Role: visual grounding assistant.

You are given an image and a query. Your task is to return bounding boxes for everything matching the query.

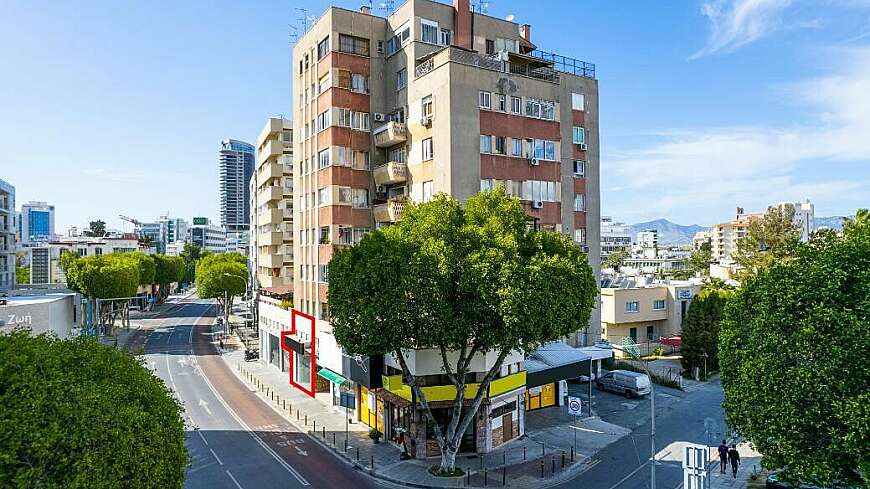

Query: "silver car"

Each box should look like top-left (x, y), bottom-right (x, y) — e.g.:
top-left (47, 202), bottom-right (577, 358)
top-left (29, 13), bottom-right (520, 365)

top-left (596, 370), bottom-right (651, 398)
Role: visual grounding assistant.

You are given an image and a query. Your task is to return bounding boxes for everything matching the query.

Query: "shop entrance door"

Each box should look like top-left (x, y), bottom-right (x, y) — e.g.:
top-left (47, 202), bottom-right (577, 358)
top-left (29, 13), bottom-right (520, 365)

top-left (503, 412), bottom-right (514, 441)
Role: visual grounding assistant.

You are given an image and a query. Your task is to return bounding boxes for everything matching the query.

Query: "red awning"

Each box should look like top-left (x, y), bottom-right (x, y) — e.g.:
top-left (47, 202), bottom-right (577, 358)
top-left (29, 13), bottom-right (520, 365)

top-left (659, 336), bottom-right (682, 348)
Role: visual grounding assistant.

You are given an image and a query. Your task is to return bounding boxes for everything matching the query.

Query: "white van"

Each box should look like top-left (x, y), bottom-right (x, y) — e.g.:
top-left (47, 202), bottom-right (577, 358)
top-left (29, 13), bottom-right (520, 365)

top-left (595, 370), bottom-right (651, 398)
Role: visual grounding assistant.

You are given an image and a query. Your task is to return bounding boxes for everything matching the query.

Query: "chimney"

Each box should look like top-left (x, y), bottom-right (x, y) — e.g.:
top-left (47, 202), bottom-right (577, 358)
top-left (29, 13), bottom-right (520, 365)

top-left (520, 24), bottom-right (531, 43)
top-left (359, 5), bottom-right (371, 14)
top-left (454, 0), bottom-right (471, 49)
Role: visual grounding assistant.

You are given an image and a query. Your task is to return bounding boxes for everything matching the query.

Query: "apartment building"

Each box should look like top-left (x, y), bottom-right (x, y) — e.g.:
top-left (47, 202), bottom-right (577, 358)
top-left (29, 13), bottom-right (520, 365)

top-left (692, 230), bottom-right (712, 251)
top-left (600, 281), bottom-right (701, 357)
top-left (251, 118), bottom-right (294, 291)
top-left (710, 207), bottom-right (762, 263)
top-left (18, 201), bottom-right (55, 245)
top-left (284, 0), bottom-right (600, 457)
top-left (779, 200), bottom-right (814, 242)
top-left (600, 216), bottom-right (632, 258)
top-left (140, 216), bottom-right (188, 254)
top-left (219, 139), bottom-right (255, 233)
top-left (28, 237), bottom-right (140, 285)
top-left (0, 179), bottom-right (15, 291)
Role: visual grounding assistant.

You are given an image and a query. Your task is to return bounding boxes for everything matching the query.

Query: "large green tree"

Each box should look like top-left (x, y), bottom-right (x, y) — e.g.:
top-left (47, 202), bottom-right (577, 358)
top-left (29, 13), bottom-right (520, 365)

top-left (15, 265), bottom-right (30, 285)
top-left (0, 330), bottom-right (187, 488)
top-left (733, 205), bottom-right (800, 277)
top-left (679, 280), bottom-right (732, 378)
top-left (328, 189), bottom-right (597, 472)
top-left (60, 253), bottom-right (140, 334)
top-left (180, 243), bottom-right (210, 285)
top-left (153, 255), bottom-right (184, 299)
top-left (603, 248), bottom-right (630, 272)
top-left (196, 252), bottom-right (248, 326)
top-left (688, 241), bottom-right (712, 277)
top-left (83, 220), bottom-right (107, 238)
top-left (720, 209), bottom-right (870, 486)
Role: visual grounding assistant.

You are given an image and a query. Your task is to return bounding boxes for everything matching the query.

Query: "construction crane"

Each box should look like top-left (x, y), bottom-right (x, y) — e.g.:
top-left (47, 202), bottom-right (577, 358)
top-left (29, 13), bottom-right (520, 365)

top-left (118, 215), bottom-right (142, 235)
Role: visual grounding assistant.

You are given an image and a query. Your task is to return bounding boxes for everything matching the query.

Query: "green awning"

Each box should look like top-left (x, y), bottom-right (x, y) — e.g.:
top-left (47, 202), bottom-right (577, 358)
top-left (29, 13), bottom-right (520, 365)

top-left (317, 367), bottom-right (347, 385)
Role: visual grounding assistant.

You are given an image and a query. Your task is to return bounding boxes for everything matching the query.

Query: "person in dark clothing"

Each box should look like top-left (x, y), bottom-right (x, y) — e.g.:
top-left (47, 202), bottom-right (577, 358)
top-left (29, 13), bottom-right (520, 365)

top-left (728, 444), bottom-right (740, 478)
top-left (718, 440), bottom-right (729, 474)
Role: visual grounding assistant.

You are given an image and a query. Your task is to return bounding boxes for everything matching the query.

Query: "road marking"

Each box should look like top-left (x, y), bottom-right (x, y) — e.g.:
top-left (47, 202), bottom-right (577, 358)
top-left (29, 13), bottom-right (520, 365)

top-left (570, 426), bottom-right (605, 434)
top-left (197, 430), bottom-right (209, 446)
top-left (605, 460), bottom-right (650, 489)
top-left (198, 399), bottom-right (212, 416)
top-left (294, 446), bottom-right (308, 457)
top-left (165, 352), bottom-right (179, 398)
top-left (225, 469), bottom-right (244, 489)
top-left (209, 448), bottom-right (224, 465)
top-left (194, 334), bottom-right (310, 486)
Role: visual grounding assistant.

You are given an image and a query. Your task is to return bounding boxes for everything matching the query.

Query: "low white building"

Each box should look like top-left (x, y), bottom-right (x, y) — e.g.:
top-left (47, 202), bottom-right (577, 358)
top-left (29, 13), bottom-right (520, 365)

top-left (27, 237), bottom-right (141, 285)
top-left (0, 292), bottom-right (80, 339)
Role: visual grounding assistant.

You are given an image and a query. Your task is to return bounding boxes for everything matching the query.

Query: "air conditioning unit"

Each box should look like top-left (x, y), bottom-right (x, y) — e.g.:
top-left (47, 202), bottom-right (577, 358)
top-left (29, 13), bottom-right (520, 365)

top-left (420, 116), bottom-right (432, 127)
top-left (373, 113), bottom-right (385, 122)
top-left (376, 40), bottom-right (385, 54)
top-left (376, 185), bottom-right (386, 193)
top-left (532, 200), bottom-right (544, 209)
top-left (578, 143), bottom-right (587, 151)
top-left (529, 158), bottom-right (540, 166)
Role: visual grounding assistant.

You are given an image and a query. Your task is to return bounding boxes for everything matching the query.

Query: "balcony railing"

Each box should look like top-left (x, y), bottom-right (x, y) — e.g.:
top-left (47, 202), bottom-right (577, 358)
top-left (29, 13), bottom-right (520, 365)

top-left (373, 161), bottom-right (408, 186)
top-left (528, 49), bottom-right (596, 79)
top-left (372, 121), bottom-right (407, 148)
top-left (373, 200), bottom-right (405, 223)
top-left (415, 46), bottom-right (595, 82)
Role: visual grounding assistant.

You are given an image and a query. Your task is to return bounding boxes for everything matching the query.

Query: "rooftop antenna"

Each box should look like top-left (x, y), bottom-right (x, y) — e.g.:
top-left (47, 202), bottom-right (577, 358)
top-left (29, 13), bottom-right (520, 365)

top-left (288, 24), bottom-right (298, 44)
top-left (472, 1), bottom-right (492, 15)
top-left (295, 7), bottom-right (309, 32)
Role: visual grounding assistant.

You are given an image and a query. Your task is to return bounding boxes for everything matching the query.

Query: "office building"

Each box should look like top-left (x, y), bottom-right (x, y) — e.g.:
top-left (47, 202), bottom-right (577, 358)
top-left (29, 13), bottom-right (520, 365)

top-left (188, 218), bottom-right (228, 253)
top-left (219, 139), bottom-right (256, 232)
top-left (276, 0), bottom-right (600, 457)
top-left (600, 216), bottom-right (632, 258)
top-left (140, 216), bottom-right (188, 254)
top-left (19, 201), bottom-right (55, 244)
top-left (0, 179), bottom-right (15, 290)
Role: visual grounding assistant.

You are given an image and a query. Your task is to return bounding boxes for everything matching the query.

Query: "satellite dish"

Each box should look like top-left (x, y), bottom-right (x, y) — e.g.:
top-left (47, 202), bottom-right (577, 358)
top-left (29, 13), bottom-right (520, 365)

top-left (505, 14), bottom-right (515, 22)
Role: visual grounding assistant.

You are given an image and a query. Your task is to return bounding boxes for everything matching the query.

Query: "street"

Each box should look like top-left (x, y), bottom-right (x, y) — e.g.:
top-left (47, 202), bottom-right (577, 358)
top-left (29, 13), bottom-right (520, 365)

top-left (143, 298), bottom-right (382, 489)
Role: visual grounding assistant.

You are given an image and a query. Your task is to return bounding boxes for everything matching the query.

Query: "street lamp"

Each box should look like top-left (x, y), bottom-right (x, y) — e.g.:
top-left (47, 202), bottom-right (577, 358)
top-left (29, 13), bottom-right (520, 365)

top-left (221, 273), bottom-right (248, 338)
top-left (608, 343), bottom-right (657, 489)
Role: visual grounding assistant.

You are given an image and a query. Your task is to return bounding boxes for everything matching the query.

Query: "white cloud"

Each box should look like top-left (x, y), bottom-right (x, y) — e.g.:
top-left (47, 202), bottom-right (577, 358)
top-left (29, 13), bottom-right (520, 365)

top-left (690, 0), bottom-right (795, 59)
top-left (606, 45), bottom-right (870, 223)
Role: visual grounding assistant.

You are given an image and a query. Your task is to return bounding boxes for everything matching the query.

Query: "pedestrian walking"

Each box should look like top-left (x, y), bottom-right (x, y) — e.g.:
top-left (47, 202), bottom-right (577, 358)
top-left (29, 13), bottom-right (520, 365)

top-left (717, 440), bottom-right (729, 474)
top-left (728, 443), bottom-right (740, 478)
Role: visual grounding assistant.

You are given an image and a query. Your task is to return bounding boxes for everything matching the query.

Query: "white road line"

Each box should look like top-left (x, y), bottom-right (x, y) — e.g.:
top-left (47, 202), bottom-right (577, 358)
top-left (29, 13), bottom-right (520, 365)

top-left (225, 469), bottom-right (244, 489)
top-left (209, 448), bottom-right (223, 466)
top-left (196, 352), bottom-right (310, 486)
top-left (165, 352), bottom-right (179, 397)
top-left (197, 430), bottom-right (209, 446)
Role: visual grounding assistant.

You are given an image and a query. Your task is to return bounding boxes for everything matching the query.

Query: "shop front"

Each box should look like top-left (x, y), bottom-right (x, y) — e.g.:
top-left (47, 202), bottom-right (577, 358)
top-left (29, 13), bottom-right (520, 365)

top-left (524, 342), bottom-right (592, 411)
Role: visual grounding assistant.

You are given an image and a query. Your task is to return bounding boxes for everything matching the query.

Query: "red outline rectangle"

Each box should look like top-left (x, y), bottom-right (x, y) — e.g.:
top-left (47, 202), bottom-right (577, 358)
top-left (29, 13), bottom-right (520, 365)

top-left (280, 309), bottom-right (317, 398)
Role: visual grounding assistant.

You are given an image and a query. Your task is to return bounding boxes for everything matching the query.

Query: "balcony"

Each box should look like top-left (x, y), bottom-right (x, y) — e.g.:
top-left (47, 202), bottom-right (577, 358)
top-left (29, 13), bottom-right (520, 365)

top-left (259, 231), bottom-right (286, 246)
top-left (259, 185), bottom-right (283, 203)
top-left (373, 122), bottom-right (407, 148)
top-left (258, 138), bottom-right (286, 164)
top-left (373, 161), bottom-right (407, 186)
top-left (415, 46), bottom-right (595, 83)
top-left (373, 200), bottom-right (405, 223)
top-left (258, 207), bottom-right (284, 224)
top-left (258, 253), bottom-right (283, 268)
top-left (257, 161), bottom-right (284, 186)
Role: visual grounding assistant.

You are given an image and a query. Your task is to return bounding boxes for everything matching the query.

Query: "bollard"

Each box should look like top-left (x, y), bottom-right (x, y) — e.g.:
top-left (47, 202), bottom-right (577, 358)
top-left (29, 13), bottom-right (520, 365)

top-left (542, 444), bottom-right (545, 458)
top-left (502, 467), bottom-right (506, 485)
top-left (313, 420), bottom-right (316, 432)
top-left (356, 447), bottom-right (360, 461)
top-left (344, 439), bottom-right (348, 452)
top-left (503, 451), bottom-right (506, 465)
top-left (283, 399), bottom-right (286, 410)
top-left (551, 456), bottom-right (555, 475)
top-left (484, 467), bottom-right (487, 486)
top-left (304, 414), bottom-right (307, 425)
top-left (523, 446), bottom-right (527, 461)
top-left (322, 426), bottom-right (326, 438)
top-left (333, 432), bottom-right (336, 445)
top-left (561, 451), bottom-right (565, 468)
top-left (571, 446), bottom-right (574, 462)
top-left (467, 468), bottom-right (471, 486)
top-left (371, 455), bottom-right (374, 470)
top-left (540, 460), bottom-right (544, 478)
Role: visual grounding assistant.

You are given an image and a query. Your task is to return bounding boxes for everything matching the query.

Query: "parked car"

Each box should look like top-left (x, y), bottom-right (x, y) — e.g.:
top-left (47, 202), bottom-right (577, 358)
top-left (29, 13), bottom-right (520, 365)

top-left (595, 370), bottom-right (651, 398)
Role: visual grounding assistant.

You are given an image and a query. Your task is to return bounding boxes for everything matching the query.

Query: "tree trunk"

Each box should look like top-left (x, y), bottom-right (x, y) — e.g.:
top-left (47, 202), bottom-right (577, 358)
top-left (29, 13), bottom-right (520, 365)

top-left (439, 446), bottom-right (459, 472)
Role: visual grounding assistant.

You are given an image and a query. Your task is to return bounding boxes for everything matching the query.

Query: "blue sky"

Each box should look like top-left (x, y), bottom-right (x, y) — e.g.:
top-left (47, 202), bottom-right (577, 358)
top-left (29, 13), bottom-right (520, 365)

top-left (2, 0), bottom-right (868, 231)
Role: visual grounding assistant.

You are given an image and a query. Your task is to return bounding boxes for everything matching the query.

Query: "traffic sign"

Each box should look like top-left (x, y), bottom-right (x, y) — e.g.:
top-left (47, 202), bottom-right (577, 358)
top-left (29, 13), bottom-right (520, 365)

top-left (567, 396), bottom-right (582, 416)
top-left (683, 443), bottom-right (710, 489)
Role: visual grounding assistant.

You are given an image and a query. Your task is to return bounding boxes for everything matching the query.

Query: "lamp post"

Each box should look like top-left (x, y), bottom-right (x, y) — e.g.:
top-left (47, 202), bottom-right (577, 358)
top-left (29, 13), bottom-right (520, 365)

top-left (609, 344), bottom-right (656, 489)
top-left (221, 273), bottom-right (248, 338)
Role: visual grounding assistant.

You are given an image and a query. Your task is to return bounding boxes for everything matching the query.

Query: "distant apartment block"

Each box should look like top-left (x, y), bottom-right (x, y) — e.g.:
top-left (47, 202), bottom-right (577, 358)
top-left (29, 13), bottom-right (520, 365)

top-left (251, 118), bottom-right (294, 292)
top-left (219, 139), bottom-right (255, 232)
top-left (692, 230), bottom-right (712, 251)
top-left (19, 201), bottom-right (55, 244)
top-left (711, 200), bottom-right (814, 264)
top-left (140, 216), bottom-right (188, 254)
top-left (600, 216), bottom-right (631, 258)
top-left (0, 179), bottom-right (16, 290)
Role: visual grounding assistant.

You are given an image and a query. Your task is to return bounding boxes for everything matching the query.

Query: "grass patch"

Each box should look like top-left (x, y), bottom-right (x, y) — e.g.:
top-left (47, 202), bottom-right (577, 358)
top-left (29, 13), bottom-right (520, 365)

top-left (429, 466), bottom-right (465, 477)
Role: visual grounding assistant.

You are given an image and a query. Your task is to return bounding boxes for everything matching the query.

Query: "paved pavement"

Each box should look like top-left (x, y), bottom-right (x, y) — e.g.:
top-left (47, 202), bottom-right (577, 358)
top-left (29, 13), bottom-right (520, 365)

top-left (142, 298), bottom-right (384, 489)
top-left (709, 443), bottom-right (763, 489)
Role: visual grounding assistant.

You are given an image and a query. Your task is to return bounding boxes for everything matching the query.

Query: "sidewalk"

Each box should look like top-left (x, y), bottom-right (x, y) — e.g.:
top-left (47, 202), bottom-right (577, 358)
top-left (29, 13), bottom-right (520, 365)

top-left (709, 443), bottom-right (763, 489)
top-left (218, 332), bottom-right (624, 488)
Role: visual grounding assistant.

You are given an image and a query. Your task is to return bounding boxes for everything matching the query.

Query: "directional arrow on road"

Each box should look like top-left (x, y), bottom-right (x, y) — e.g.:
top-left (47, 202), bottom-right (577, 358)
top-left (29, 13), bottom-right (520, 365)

top-left (198, 399), bottom-right (212, 416)
top-left (294, 446), bottom-right (308, 457)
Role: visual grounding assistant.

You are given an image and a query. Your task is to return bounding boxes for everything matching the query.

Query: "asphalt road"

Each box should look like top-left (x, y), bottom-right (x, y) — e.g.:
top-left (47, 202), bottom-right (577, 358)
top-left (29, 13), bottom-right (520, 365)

top-left (558, 379), bottom-right (727, 489)
top-left (144, 298), bottom-right (382, 489)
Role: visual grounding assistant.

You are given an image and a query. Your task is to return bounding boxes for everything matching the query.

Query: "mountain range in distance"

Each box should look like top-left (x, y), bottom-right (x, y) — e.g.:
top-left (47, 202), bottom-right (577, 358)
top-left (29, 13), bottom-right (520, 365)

top-left (626, 216), bottom-right (848, 246)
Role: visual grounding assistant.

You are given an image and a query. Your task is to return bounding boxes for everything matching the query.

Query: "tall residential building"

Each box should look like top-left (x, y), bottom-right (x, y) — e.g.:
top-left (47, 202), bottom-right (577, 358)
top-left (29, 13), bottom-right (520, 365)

top-left (140, 216), bottom-right (188, 254)
top-left (779, 200), bottom-right (814, 242)
top-left (710, 208), bottom-right (761, 263)
top-left (219, 139), bottom-right (255, 232)
top-left (19, 201), bottom-right (55, 244)
top-left (600, 216), bottom-right (632, 258)
top-left (272, 0), bottom-right (600, 458)
top-left (251, 118), bottom-right (294, 291)
top-left (188, 218), bottom-right (228, 254)
top-left (692, 230), bottom-right (712, 251)
top-left (0, 179), bottom-right (15, 290)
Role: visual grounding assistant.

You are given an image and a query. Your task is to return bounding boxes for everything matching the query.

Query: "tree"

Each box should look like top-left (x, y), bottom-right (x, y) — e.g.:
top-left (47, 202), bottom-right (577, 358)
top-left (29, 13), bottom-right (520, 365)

top-left (0, 330), bottom-right (187, 488)
top-left (123, 252), bottom-right (156, 287)
top-left (719, 211), bottom-right (870, 486)
top-left (180, 243), bottom-right (209, 285)
top-left (732, 205), bottom-right (800, 277)
top-left (138, 234), bottom-right (154, 249)
top-left (61, 253), bottom-right (141, 334)
top-left (688, 241), bottom-right (712, 277)
top-left (195, 252), bottom-right (247, 326)
top-left (15, 266), bottom-right (30, 285)
top-left (328, 189), bottom-right (597, 473)
top-left (153, 255), bottom-right (184, 299)
top-left (83, 220), bottom-right (107, 238)
top-left (679, 280), bottom-right (732, 378)
top-left (844, 208), bottom-right (870, 234)
top-left (603, 248), bottom-right (629, 272)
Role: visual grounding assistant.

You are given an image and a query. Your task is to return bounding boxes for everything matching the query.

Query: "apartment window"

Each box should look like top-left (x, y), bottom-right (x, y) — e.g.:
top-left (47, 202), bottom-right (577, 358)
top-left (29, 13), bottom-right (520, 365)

top-left (316, 110), bottom-right (330, 131)
top-left (422, 138), bottom-right (434, 160)
top-left (479, 135), bottom-right (492, 153)
top-left (351, 111), bottom-right (370, 131)
top-left (497, 94), bottom-right (506, 112)
top-left (480, 179), bottom-right (494, 192)
top-left (479, 91), bottom-right (491, 109)
top-left (422, 180), bottom-right (434, 202)
top-left (352, 73), bottom-right (368, 93)
top-left (320, 303), bottom-right (330, 321)
top-left (573, 126), bottom-right (586, 145)
top-left (541, 100), bottom-right (555, 120)
top-left (318, 149), bottom-right (330, 169)
top-left (440, 28), bottom-right (451, 46)
top-left (338, 34), bottom-right (370, 56)
top-left (422, 95), bottom-right (433, 118)
top-left (352, 150), bottom-right (370, 170)
top-left (521, 180), bottom-right (559, 202)
top-left (318, 187), bottom-right (331, 206)
top-left (625, 301), bottom-right (640, 313)
top-left (485, 39), bottom-right (495, 55)
top-left (511, 138), bottom-right (522, 157)
top-left (629, 327), bottom-right (638, 342)
top-left (574, 194), bottom-right (585, 211)
top-left (511, 96), bottom-right (521, 114)
top-left (397, 68), bottom-right (407, 90)
top-left (387, 146), bottom-right (407, 163)
top-left (318, 264), bottom-right (329, 283)
top-left (337, 69), bottom-right (352, 89)
top-left (386, 23), bottom-right (410, 55)
top-left (421, 19), bottom-right (439, 44)
top-left (319, 226), bottom-right (330, 245)
top-left (352, 188), bottom-right (369, 208)
top-left (495, 37), bottom-right (519, 53)
top-left (526, 98), bottom-right (555, 120)
top-left (572, 92), bottom-right (585, 111)
top-left (573, 160), bottom-right (586, 177)
top-left (494, 136), bottom-right (506, 155)
top-left (318, 73), bottom-right (331, 93)
top-left (317, 36), bottom-right (330, 60)
top-left (526, 98), bottom-right (540, 118)
top-left (573, 228), bottom-right (586, 245)
top-left (653, 300), bottom-right (666, 311)
top-left (391, 107), bottom-right (405, 123)
top-left (533, 139), bottom-right (556, 160)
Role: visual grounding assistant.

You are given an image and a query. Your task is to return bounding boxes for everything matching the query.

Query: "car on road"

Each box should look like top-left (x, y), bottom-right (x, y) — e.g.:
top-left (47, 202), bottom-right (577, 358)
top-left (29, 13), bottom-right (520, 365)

top-left (595, 370), bottom-right (651, 398)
